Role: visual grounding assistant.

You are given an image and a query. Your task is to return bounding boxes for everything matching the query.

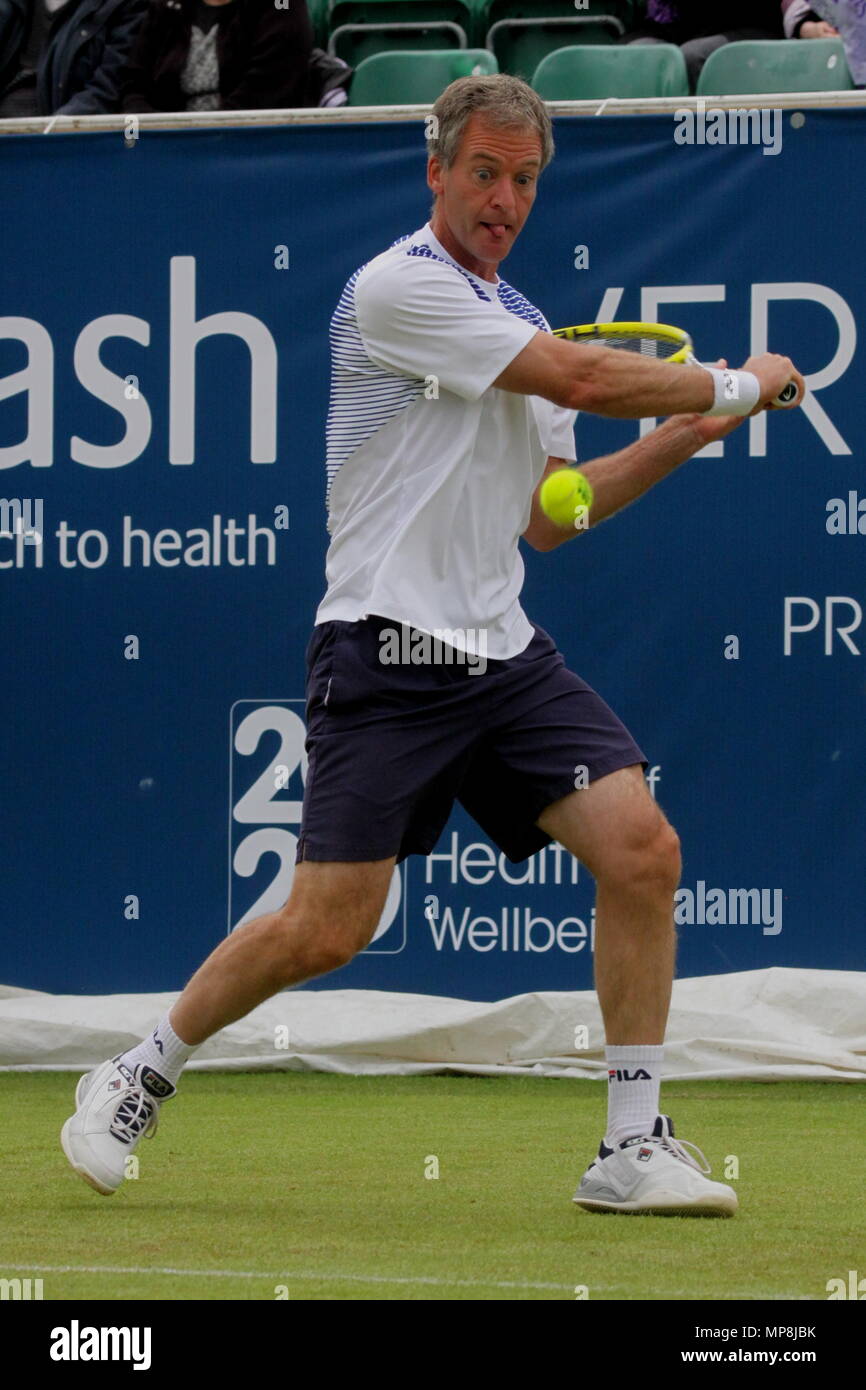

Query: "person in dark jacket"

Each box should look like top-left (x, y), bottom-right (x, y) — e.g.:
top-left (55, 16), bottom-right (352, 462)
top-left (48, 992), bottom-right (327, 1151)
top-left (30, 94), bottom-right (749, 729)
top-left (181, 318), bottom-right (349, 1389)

top-left (623, 2), bottom-right (784, 90)
top-left (0, 0), bottom-right (147, 114)
top-left (119, 0), bottom-right (313, 112)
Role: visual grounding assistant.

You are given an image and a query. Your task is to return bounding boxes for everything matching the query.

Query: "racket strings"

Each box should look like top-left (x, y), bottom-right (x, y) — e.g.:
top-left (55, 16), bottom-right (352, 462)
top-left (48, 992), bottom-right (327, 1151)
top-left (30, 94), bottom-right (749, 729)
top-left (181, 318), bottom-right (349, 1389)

top-left (557, 328), bottom-right (687, 361)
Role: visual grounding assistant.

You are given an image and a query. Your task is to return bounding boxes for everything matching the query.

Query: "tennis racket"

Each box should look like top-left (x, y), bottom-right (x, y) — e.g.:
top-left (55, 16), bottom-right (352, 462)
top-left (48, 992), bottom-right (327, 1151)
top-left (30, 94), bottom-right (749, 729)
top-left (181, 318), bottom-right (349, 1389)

top-left (552, 321), bottom-right (799, 408)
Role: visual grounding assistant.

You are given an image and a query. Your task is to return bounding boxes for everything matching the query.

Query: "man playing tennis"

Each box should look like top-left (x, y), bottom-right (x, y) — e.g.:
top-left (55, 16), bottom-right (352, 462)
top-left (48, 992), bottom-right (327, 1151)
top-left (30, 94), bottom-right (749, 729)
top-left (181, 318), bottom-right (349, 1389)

top-left (62, 75), bottom-right (803, 1215)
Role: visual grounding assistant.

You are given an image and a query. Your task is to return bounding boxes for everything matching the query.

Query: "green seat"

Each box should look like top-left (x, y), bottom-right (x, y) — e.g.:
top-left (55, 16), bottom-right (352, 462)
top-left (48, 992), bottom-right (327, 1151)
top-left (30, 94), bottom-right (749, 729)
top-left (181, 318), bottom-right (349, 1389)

top-left (328, 0), bottom-right (473, 64)
top-left (349, 48), bottom-right (498, 104)
top-left (696, 38), bottom-right (853, 96)
top-left (307, 0), bottom-right (331, 47)
top-left (479, 0), bottom-right (634, 37)
top-left (330, 21), bottom-right (468, 65)
top-left (531, 42), bottom-right (688, 100)
top-left (481, 1), bottom-right (633, 78)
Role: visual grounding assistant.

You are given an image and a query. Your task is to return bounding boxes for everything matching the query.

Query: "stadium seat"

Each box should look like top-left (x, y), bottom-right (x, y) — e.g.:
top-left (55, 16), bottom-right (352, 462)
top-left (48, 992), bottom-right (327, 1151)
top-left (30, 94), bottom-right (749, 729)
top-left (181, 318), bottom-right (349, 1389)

top-left (307, 0), bottom-right (331, 47)
top-left (328, 0), bottom-right (473, 65)
top-left (696, 38), bottom-right (854, 96)
top-left (349, 48), bottom-right (498, 104)
top-left (531, 42), bottom-right (688, 100)
top-left (482, 1), bottom-right (632, 80)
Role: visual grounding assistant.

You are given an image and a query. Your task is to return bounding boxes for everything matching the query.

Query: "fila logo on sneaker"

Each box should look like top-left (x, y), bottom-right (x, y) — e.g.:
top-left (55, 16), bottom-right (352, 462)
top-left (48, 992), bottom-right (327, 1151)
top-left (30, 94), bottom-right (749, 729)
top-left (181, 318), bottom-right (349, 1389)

top-left (637, 1146), bottom-right (654, 1162)
top-left (139, 1067), bottom-right (172, 1098)
top-left (607, 1068), bottom-right (651, 1082)
top-left (108, 1079), bottom-right (122, 1092)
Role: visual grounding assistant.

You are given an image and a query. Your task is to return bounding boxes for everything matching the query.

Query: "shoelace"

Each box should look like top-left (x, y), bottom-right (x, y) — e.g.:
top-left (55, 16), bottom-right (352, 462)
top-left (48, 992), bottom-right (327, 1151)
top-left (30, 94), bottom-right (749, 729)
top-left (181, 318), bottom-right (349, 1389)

top-left (109, 1088), bottom-right (159, 1145)
top-left (653, 1132), bottom-right (712, 1176)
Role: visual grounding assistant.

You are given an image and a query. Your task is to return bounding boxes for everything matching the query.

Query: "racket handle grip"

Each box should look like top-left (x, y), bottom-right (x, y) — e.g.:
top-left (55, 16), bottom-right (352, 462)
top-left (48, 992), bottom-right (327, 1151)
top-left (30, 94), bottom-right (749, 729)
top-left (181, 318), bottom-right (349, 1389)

top-left (772, 380), bottom-right (799, 407)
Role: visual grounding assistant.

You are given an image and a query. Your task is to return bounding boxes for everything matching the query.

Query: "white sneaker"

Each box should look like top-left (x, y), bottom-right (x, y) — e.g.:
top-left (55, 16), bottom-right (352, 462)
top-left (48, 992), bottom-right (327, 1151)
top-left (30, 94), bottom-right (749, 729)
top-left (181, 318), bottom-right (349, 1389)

top-left (573, 1114), bottom-right (738, 1216)
top-left (60, 1057), bottom-right (175, 1195)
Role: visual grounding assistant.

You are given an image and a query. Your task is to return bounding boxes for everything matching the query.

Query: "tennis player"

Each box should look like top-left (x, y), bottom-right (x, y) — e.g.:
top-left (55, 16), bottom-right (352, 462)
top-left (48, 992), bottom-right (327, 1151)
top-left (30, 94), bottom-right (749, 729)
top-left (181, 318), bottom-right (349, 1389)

top-left (62, 75), bottom-right (803, 1215)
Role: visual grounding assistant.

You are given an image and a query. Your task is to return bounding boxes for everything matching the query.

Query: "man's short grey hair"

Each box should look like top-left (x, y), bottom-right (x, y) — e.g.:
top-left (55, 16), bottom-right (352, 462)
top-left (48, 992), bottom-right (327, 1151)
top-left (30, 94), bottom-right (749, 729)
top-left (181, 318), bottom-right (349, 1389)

top-left (426, 74), bottom-right (554, 173)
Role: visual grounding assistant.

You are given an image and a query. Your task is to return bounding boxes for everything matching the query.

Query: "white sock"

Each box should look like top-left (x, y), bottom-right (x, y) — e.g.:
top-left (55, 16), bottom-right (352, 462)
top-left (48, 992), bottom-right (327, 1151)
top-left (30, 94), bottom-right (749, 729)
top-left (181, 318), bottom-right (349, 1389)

top-left (604, 1045), bottom-right (664, 1147)
top-left (119, 1011), bottom-right (196, 1089)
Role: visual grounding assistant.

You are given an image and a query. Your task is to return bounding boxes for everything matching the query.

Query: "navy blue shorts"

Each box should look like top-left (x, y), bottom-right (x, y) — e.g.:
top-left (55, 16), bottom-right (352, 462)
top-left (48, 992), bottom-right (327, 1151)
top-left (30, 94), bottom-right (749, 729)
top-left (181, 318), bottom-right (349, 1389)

top-left (296, 616), bottom-right (647, 865)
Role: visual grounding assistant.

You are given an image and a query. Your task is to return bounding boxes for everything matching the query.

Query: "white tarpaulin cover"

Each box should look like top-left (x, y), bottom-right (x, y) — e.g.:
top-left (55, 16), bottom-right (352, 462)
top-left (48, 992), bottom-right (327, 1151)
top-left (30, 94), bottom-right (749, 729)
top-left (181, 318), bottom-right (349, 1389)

top-left (0, 967), bottom-right (864, 1080)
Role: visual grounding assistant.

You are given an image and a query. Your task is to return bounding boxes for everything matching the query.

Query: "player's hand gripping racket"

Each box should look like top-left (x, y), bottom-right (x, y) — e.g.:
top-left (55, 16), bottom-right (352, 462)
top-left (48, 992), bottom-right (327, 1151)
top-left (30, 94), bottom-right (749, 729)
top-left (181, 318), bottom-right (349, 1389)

top-left (552, 321), bottom-right (799, 407)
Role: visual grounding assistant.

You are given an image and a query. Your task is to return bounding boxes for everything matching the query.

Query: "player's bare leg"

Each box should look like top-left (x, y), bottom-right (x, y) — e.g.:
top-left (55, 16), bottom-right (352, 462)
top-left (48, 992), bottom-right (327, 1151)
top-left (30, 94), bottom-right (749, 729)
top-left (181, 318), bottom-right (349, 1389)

top-left (536, 764), bottom-right (678, 1046)
top-left (537, 765), bottom-right (737, 1214)
top-left (172, 858), bottom-right (397, 1044)
top-left (61, 857), bottom-right (395, 1193)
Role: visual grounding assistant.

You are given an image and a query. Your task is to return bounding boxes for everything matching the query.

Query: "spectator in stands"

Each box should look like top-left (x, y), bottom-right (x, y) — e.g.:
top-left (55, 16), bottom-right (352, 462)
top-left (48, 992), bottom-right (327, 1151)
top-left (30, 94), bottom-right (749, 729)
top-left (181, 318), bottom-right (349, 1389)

top-left (782, 2), bottom-right (838, 40)
top-left (308, 45), bottom-right (351, 108)
top-left (119, 0), bottom-right (313, 113)
top-left (622, 2), bottom-right (784, 91)
top-left (784, 1), bottom-right (866, 86)
top-left (0, 0), bottom-right (147, 115)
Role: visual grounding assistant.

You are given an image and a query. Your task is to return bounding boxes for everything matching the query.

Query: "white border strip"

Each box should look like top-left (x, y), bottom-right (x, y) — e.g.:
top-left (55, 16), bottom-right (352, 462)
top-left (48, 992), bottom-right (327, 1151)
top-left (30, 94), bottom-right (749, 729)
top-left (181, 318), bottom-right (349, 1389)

top-left (0, 1263), bottom-right (818, 1297)
top-left (1, 91), bottom-right (865, 135)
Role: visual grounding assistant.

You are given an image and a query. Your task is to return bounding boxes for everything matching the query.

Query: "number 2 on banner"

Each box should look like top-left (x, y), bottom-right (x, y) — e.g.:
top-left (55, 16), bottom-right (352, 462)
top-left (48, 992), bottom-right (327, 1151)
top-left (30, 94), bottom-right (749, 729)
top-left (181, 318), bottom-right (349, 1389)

top-left (234, 704), bottom-right (308, 824)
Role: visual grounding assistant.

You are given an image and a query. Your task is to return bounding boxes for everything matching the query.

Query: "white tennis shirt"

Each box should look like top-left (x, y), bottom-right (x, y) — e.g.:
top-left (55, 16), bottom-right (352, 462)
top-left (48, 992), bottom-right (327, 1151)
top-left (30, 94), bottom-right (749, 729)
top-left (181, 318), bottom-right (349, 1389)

top-left (315, 222), bottom-right (578, 659)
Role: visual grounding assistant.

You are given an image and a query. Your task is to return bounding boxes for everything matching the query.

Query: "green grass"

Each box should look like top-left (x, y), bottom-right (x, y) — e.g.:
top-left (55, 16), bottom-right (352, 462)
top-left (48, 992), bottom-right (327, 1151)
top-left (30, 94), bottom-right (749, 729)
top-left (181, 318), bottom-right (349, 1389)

top-left (1, 1074), bottom-right (863, 1301)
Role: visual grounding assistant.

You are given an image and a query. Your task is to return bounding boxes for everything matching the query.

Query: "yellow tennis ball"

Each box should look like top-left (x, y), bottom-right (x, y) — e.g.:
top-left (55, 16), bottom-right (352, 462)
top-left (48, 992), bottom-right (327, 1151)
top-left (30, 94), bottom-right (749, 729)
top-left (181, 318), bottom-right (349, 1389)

top-left (539, 469), bottom-right (594, 527)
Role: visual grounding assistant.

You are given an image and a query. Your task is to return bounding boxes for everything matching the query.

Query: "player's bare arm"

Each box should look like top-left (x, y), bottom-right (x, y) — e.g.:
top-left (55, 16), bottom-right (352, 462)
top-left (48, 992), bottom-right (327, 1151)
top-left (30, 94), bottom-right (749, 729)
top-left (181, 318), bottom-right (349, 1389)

top-left (523, 402), bottom-right (748, 553)
top-left (495, 328), bottom-right (803, 419)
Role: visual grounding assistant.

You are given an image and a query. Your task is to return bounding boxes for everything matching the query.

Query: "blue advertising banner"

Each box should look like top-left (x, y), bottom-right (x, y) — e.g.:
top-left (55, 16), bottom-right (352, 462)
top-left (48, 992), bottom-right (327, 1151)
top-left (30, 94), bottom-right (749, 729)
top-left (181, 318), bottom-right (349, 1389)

top-left (1, 110), bottom-right (863, 998)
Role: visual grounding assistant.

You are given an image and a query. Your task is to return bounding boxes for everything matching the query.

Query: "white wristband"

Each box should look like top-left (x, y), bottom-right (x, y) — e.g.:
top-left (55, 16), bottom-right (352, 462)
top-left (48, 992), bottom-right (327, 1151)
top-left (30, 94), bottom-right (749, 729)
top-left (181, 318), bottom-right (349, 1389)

top-left (702, 367), bottom-right (761, 417)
